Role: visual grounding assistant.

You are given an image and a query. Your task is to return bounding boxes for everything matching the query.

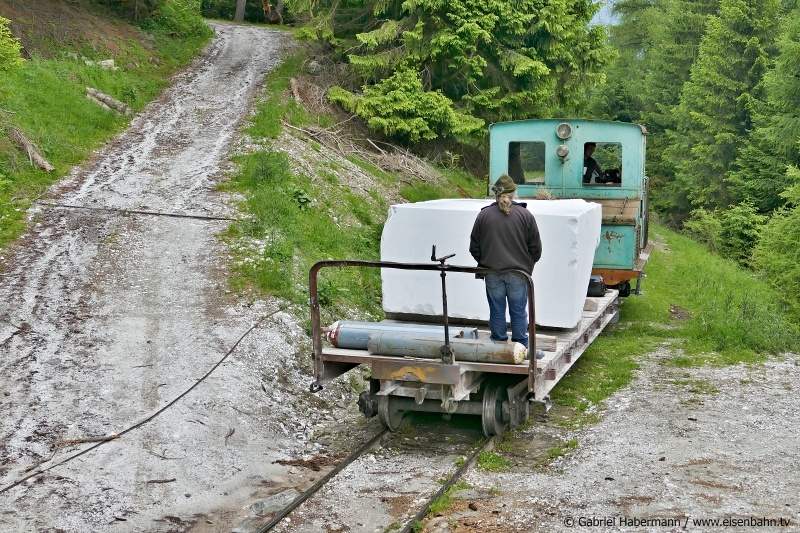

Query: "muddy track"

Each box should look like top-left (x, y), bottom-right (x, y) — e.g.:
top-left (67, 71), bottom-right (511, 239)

top-left (0, 22), bottom-right (332, 532)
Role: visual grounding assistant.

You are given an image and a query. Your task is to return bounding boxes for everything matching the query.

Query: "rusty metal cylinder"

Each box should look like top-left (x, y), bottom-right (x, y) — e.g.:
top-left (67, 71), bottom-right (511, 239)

top-left (366, 332), bottom-right (526, 364)
top-left (326, 320), bottom-right (478, 350)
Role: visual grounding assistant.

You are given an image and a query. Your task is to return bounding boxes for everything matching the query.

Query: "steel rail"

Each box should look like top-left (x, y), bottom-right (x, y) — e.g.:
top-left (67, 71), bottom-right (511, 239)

top-left (256, 429), bottom-right (495, 533)
top-left (257, 428), bottom-right (388, 532)
top-left (256, 428), bottom-right (493, 533)
top-left (398, 435), bottom-right (495, 533)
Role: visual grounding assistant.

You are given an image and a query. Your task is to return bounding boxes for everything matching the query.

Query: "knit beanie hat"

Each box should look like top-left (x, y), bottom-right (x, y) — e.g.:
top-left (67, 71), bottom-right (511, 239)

top-left (491, 174), bottom-right (517, 196)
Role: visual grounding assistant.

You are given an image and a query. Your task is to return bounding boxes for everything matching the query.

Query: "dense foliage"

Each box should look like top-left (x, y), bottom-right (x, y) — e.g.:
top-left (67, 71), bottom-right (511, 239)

top-left (143, 0), bottom-right (211, 37)
top-left (665, 0), bottom-right (779, 214)
top-left (98, 0), bottom-right (210, 36)
top-left (752, 172), bottom-right (800, 318)
top-left (296, 0), bottom-right (610, 142)
top-left (0, 16), bottom-right (22, 71)
top-left (729, 9), bottom-right (800, 212)
top-left (595, 0), bottom-right (800, 315)
top-left (328, 68), bottom-right (483, 142)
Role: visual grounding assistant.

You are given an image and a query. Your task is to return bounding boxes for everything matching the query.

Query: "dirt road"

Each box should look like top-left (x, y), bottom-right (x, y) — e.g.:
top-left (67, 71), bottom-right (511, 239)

top-left (0, 23), bottom-right (336, 532)
top-left (434, 350), bottom-right (800, 532)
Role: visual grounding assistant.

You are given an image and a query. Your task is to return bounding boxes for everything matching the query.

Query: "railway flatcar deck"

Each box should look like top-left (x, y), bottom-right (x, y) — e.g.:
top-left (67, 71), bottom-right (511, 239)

top-left (308, 258), bottom-right (620, 436)
top-left (320, 289), bottom-right (618, 403)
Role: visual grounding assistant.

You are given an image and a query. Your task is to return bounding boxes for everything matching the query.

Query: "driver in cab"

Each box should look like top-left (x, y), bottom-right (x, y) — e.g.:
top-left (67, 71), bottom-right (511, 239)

top-left (583, 142), bottom-right (602, 184)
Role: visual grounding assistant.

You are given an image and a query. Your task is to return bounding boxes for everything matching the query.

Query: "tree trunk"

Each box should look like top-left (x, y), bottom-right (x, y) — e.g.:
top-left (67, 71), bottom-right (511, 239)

top-left (9, 128), bottom-right (54, 172)
top-left (86, 87), bottom-right (132, 116)
top-left (234, 0), bottom-right (247, 21)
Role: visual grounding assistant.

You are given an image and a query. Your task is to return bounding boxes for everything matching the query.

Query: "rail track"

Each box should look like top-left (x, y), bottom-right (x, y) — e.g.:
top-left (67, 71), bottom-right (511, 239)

top-left (257, 418), bottom-right (497, 533)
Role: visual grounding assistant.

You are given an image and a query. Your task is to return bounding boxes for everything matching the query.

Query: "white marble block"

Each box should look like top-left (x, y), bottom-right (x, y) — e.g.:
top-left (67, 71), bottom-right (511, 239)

top-left (380, 199), bottom-right (602, 329)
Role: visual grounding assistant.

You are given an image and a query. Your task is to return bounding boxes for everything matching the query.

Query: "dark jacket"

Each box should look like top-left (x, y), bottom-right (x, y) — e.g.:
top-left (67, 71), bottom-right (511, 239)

top-left (469, 202), bottom-right (542, 273)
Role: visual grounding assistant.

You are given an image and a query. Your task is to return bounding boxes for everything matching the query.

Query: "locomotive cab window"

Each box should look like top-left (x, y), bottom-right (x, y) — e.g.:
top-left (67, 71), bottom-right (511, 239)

top-left (583, 142), bottom-right (622, 186)
top-left (508, 141), bottom-right (546, 184)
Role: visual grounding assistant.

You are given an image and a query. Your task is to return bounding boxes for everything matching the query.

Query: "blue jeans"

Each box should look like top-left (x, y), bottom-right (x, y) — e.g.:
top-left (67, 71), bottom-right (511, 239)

top-left (485, 273), bottom-right (529, 347)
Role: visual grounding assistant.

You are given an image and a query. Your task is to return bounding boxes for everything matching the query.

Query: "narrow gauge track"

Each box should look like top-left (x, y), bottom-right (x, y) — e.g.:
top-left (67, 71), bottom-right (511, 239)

top-left (257, 420), bottom-right (495, 533)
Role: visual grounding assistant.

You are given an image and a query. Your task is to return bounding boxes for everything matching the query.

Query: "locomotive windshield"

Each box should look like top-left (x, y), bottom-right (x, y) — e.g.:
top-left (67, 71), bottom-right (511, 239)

top-left (508, 141), bottom-right (546, 184)
top-left (583, 142), bottom-right (621, 186)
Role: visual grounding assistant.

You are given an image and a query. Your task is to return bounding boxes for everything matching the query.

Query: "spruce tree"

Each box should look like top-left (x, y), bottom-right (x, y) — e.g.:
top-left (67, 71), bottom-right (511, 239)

top-left (664, 0), bottom-right (780, 217)
top-left (589, 0), bottom-right (661, 123)
top-left (325, 0), bottom-right (611, 142)
top-left (728, 8), bottom-right (800, 212)
top-left (640, 0), bottom-right (718, 181)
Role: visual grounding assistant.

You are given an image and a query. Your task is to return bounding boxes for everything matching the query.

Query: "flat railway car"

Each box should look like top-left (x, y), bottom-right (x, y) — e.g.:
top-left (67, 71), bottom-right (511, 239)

top-left (309, 259), bottom-right (619, 436)
top-left (308, 118), bottom-right (649, 435)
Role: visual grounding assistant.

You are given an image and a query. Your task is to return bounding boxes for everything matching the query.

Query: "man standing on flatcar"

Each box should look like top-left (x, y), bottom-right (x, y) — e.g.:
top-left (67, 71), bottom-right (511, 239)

top-left (469, 175), bottom-right (542, 348)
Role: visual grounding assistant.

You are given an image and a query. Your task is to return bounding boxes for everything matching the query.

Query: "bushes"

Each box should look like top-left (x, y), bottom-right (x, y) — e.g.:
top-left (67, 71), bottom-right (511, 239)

top-left (145, 0), bottom-right (212, 38)
top-left (328, 68), bottom-right (483, 143)
top-left (0, 17), bottom-right (23, 71)
top-left (683, 208), bottom-right (723, 253)
top-left (753, 206), bottom-right (800, 317)
top-left (752, 169), bottom-right (800, 317)
top-left (683, 202), bottom-right (766, 266)
top-left (717, 202), bottom-right (767, 266)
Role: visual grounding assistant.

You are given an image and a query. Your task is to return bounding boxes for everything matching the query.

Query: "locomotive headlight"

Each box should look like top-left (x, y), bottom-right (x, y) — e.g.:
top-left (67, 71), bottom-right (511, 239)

top-left (556, 144), bottom-right (570, 158)
top-left (556, 122), bottom-right (572, 140)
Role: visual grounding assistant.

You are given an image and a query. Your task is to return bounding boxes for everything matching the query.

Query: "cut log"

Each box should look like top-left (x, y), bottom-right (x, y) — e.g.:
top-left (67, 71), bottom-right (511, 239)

top-left (289, 77), bottom-right (302, 102)
top-left (86, 94), bottom-right (114, 113)
top-left (86, 87), bottom-right (131, 116)
top-left (8, 128), bottom-right (54, 172)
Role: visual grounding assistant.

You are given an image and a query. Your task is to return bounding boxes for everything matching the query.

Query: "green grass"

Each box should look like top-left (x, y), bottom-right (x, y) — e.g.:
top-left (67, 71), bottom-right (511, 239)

top-left (226, 51), bottom-right (488, 318)
top-left (345, 154), bottom-right (396, 187)
top-left (427, 480), bottom-right (470, 515)
top-left (246, 51), bottom-right (334, 139)
top-left (223, 50), bottom-right (396, 318)
top-left (551, 224), bottom-right (800, 424)
top-left (0, 21), bottom-right (211, 247)
top-left (546, 438), bottom-right (578, 460)
top-left (476, 450), bottom-right (511, 472)
top-left (223, 150), bottom-right (385, 316)
top-left (400, 167), bottom-right (486, 202)
top-left (671, 377), bottom-right (720, 395)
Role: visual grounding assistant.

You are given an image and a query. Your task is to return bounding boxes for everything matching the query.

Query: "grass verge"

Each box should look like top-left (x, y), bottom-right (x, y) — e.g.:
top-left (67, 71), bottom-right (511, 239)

top-left (222, 51), bottom-right (384, 317)
top-left (224, 49), bottom-right (487, 321)
top-left (0, 7), bottom-right (211, 246)
top-left (546, 438), bottom-right (578, 460)
top-left (550, 223), bottom-right (799, 425)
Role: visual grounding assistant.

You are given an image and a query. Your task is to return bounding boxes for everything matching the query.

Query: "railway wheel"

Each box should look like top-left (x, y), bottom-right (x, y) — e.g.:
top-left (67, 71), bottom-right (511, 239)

top-left (377, 396), bottom-right (405, 431)
top-left (481, 382), bottom-right (509, 437)
top-left (617, 281), bottom-right (631, 297)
